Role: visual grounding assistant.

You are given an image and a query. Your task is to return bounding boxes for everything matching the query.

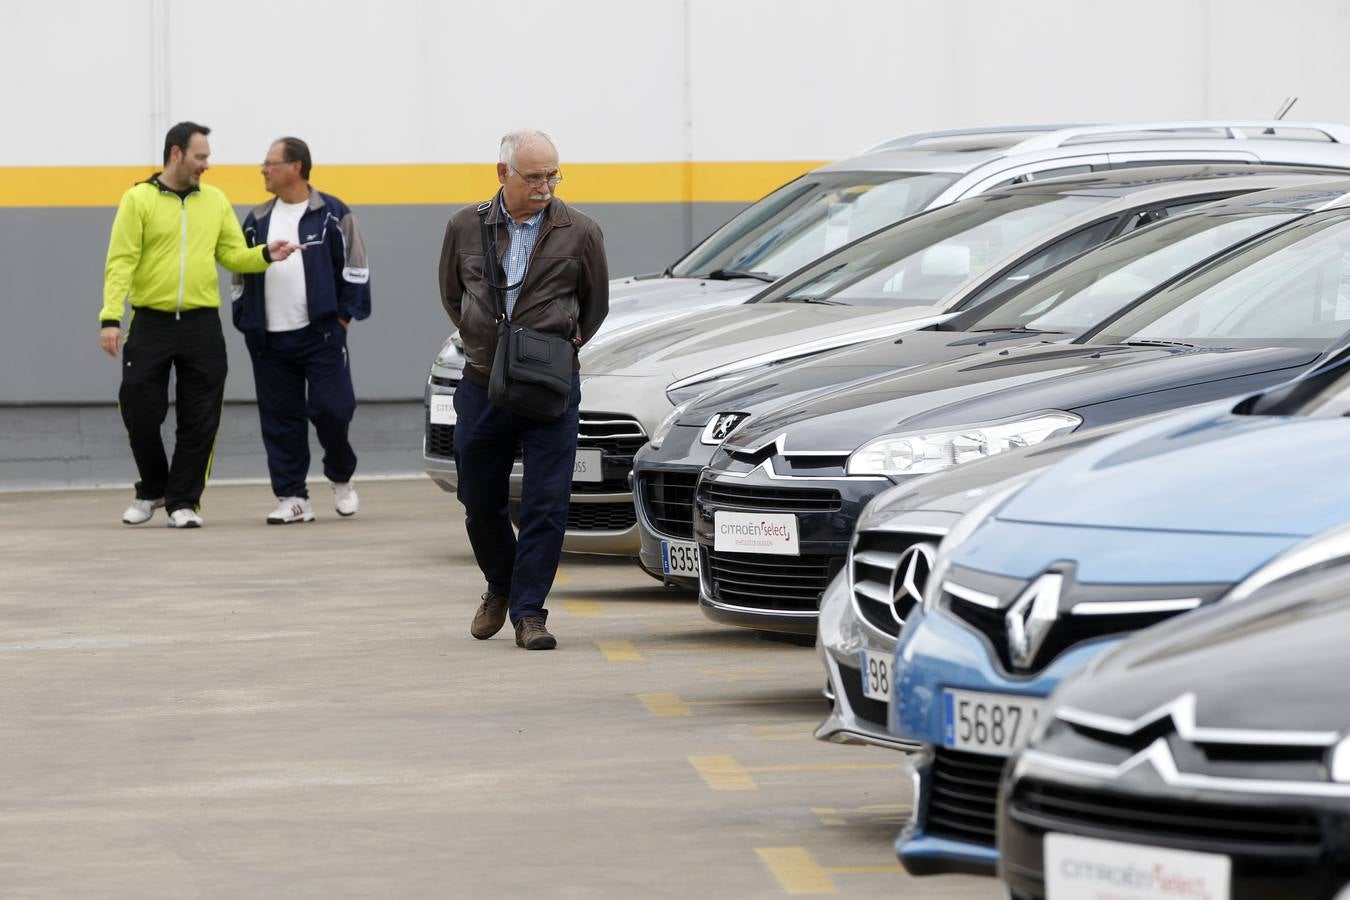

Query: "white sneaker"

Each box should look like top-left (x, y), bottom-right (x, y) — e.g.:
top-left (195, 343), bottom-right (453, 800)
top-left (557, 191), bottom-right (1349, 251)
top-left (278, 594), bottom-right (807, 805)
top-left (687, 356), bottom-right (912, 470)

top-left (332, 481), bottom-right (359, 517)
top-left (267, 496), bottom-right (315, 525)
top-left (122, 497), bottom-right (165, 525)
top-left (166, 508), bottom-right (203, 529)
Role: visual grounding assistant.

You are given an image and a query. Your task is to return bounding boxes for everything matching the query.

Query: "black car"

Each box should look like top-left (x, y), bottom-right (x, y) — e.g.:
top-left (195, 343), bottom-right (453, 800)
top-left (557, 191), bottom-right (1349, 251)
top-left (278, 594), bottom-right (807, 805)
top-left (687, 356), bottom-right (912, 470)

top-left (635, 179), bottom-right (1350, 591)
top-left (691, 193), bottom-right (1350, 634)
top-left (998, 560), bottom-right (1350, 900)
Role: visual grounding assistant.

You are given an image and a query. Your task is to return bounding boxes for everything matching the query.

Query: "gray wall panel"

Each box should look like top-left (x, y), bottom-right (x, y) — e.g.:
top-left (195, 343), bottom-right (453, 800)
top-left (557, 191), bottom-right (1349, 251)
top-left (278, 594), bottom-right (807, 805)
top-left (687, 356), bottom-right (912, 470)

top-left (0, 200), bottom-right (748, 406)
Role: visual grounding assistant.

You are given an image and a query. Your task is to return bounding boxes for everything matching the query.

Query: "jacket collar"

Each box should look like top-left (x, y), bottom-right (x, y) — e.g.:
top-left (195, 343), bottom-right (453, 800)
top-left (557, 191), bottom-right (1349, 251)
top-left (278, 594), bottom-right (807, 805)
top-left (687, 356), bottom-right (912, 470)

top-left (482, 189), bottom-right (571, 229)
top-left (142, 172), bottom-right (200, 196)
top-left (250, 185), bottom-right (324, 219)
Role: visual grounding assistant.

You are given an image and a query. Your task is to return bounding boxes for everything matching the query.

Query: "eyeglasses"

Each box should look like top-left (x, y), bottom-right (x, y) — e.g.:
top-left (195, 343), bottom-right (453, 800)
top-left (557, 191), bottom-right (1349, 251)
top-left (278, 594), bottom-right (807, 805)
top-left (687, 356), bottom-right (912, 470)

top-left (261, 159), bottom-right (293, 169)
top-left (509, 165), bottom-right (563, 188)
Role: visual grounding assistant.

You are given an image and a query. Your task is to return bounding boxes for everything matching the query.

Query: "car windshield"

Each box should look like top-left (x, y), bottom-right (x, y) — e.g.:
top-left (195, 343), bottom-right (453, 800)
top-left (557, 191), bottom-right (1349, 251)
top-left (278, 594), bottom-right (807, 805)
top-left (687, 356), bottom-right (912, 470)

top-left (669, 171), bottom-right (958, 279)
top-left (754, 193), bottom-right (1104, 309)
top-left (961, 210), bottom-right (1302, 335)
top-left (1091, 214), bottom-right (1350, 348)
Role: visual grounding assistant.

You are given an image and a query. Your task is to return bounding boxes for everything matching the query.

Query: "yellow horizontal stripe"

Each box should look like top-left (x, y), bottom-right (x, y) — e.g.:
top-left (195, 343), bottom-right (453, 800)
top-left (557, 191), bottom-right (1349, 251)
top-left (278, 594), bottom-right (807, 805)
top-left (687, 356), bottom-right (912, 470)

top-left (0, 161), bottom-right (827, 208)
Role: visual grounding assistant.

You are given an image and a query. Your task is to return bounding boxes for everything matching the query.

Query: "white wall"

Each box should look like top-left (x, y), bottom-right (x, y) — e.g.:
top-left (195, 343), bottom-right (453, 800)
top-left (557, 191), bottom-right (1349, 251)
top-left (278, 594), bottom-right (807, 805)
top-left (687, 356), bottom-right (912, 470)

top-left (8, 0), bottom-right (1350, 168)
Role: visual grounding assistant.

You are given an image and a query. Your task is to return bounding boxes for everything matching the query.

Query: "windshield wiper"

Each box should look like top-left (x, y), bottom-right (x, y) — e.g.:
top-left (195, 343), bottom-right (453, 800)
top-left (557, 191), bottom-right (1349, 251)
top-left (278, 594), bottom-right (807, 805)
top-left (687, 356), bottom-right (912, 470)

top-left (1122, 339), bottom-right (1201, 349)
top-left (778, 296), bottom-right (847, 306)
top-left (971, 326), bottom-right (1066, 335)
top-left (704, 268), bottom-right (775, 283)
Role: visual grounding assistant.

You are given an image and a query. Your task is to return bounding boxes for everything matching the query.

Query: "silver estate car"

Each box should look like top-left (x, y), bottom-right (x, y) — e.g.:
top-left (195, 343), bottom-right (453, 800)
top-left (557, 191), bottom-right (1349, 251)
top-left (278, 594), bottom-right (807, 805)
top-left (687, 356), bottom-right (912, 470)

top-left (503, 165), bottom-right (1350, 555)
top-left (424, 120), bottom-right (1350, 493)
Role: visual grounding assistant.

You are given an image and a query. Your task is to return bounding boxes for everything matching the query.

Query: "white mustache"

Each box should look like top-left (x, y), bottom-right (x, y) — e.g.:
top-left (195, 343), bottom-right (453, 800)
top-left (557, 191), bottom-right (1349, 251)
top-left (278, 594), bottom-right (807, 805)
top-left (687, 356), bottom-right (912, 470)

top-left (528, 192), bottom-right (551, 201)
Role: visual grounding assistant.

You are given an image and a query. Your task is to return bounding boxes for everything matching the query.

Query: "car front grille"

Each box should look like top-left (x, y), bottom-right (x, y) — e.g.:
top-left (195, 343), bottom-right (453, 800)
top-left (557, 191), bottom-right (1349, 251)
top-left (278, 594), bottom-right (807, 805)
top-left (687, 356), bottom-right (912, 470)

top-left (567, 501), bottom-right (636, 532)
top-left (704, 549), bottom-right (842, 612)
top-left (1009, 779), bottom-right (1324, 855)
top-left (836, 662), bottom-right (888, 729)
top-left (430, 375), bottom-right (459, 388)
top-left (578, 413), bottom-right (647, 456)
top-left (425, 410), bottom-right (455, 460)
top-left (924, 748), bottom-right (1005, 849)
top-left (851, 530), bottom-right (941, 637)
top-left (639, 471), bottom-right (700, 539)
top-left (697, 480), bottom-right (842, 515)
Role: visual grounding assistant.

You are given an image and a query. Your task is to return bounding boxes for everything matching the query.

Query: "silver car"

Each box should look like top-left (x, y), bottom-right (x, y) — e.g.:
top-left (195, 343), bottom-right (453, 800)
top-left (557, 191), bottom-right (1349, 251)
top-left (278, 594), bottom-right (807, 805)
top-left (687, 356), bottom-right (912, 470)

top-left (424, 120), bottom-right (1350, 491)
top-left (516, 166), bottom-right (1350, 554)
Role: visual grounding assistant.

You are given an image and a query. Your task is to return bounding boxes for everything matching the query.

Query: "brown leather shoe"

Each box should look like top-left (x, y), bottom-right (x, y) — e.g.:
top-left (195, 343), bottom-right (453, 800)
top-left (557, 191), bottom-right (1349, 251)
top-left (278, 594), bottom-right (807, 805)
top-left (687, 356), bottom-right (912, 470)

top-left (470, 591), bottom-right (509, 640)
top-left (514, 616), bottom-right (557, 650)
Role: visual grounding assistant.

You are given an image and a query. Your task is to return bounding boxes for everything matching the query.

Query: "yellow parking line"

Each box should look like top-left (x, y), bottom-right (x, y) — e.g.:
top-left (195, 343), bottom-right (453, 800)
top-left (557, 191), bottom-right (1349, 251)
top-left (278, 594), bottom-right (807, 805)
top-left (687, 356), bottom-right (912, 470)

top-left (562, 600), bottom-right (603, 616)
top-left (596, 640), bottom-right (644, 662)
top-left (637, 692), bottom-right (691, 717)
top-left (553, 568), bottom-right (571, 586)
top-left (689, 755), bottom-right (758, 791)
top-left (756, 847), bottom-right (837, 895)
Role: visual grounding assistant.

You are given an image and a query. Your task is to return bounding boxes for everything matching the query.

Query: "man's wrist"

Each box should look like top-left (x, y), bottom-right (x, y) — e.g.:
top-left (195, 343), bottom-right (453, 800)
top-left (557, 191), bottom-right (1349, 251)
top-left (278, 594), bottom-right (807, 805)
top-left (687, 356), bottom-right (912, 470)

top-left (261, 244), bottom-right (273, 264)
top-left (101, 319), bottom-right (120, 329)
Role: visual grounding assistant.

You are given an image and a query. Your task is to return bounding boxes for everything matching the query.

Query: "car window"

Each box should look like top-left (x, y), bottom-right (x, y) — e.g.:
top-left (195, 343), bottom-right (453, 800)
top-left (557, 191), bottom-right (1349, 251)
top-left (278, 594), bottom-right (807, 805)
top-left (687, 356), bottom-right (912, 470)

top-left (670, 171), bottom-right (959, 279)
top-left (960, 210), bottom-right (1303, 334)
top-left (1092, 215), bottom-right (1350, 345)
top-left (757, 193), bottom-right (1106, 309)
top-left (957, 218), bottom-right (1120, 310)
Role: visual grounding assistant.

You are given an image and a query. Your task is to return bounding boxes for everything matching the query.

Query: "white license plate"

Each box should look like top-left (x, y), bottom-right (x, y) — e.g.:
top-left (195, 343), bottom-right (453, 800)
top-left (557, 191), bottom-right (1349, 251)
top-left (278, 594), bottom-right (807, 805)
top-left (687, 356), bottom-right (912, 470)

top-left (942, 689), bottom-right (1043, 756)
top-left (1045, 833), bottom-right (1230, 899)
top-left (661, 540), bottom-right (699, 577)
top-left (860, 650), bottom-right (891, 704)
top-left (712, 511), bottom-right (799, 556)
top-left (429, 394), bottom-right (456, 425)
top-left (573, 448), bottom-right (603, 483)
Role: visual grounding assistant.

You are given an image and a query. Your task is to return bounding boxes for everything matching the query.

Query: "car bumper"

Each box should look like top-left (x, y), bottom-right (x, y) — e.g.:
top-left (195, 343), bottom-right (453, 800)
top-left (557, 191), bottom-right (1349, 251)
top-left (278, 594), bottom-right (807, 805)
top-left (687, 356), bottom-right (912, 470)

top-left (890, 606), bottom-right (1116, 876)
top-left (423, 364), bottom-right (465, 491)
top-left (633, 427), bottom-right (713, 590)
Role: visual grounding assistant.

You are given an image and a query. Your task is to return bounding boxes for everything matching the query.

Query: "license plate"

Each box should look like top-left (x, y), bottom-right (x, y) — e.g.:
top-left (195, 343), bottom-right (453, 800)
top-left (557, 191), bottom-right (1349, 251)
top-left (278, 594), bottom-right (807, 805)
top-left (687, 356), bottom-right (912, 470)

top-left (860, 650), bottom-right (891, 704)
top-left (429, 394), bottom-right (456, 425)
top-left (1045, 833), bottom-right (1230, 899)
top-left (942, 689), bottom-right (1043, 756)
top-left (661, 540), bottom-right (699, 577)
top-left (573, 448), bottom-right (603, 483)
top-left (712, 511), bottom-right (799, 556)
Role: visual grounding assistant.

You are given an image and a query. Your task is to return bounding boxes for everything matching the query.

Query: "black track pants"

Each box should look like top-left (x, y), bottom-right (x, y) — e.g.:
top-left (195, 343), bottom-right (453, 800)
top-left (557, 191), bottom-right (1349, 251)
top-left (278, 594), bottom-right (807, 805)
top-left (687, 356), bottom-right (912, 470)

top-left (118, 307), bottom-right (228, 512)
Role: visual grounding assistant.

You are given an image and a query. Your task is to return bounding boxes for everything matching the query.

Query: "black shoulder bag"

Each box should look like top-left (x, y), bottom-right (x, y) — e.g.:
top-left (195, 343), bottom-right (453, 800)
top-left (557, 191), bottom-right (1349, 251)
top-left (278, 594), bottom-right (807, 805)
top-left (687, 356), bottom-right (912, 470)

top-left (477, 202), bottom-right (575, 421)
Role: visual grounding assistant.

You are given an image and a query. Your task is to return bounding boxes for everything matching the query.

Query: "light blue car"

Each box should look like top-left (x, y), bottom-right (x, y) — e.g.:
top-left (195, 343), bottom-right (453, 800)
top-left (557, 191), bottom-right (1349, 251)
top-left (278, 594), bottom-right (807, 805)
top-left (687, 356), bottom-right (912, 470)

top-left (887, 338), bottom-right (1350, 877)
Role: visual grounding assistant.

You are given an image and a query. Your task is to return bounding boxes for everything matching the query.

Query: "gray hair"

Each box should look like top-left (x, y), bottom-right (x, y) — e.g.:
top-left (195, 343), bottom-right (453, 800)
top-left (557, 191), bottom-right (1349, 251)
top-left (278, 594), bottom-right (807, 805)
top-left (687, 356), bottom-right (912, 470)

top-left (499, 129), bottom-right (556, 167)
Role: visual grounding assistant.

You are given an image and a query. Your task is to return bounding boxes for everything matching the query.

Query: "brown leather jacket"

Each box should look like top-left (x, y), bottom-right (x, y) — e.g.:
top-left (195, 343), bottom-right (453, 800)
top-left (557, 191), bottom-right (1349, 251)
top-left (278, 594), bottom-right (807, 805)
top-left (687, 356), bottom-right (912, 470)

top-left (438, 192), bottom-right (609, 384)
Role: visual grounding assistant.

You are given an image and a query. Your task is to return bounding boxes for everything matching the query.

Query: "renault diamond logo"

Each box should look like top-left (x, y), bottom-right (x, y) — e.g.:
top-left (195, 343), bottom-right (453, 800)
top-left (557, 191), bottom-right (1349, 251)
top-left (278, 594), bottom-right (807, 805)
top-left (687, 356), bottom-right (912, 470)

top-left (889, 542), bottom-right (937, 625)
top-left (701, 412), bottom-right (749, 445)
top-left (1005, 573), bottom-right (1063, 670)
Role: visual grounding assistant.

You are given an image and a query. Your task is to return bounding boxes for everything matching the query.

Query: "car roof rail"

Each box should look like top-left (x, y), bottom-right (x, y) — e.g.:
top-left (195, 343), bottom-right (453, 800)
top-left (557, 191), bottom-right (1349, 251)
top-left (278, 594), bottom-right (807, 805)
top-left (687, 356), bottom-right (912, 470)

top-left (1011, 120), bottom-right (1350, 151)
top-left (861, 124), bottom-right (1093, 154)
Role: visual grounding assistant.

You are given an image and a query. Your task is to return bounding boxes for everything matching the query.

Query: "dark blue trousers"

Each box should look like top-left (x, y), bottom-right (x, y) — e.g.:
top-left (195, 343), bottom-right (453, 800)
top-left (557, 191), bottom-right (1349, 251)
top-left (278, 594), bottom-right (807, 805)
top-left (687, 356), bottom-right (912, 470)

top-left (452, 373), bottom-right (580, 624)
top-left (246, 322), bottom-right (357, 499)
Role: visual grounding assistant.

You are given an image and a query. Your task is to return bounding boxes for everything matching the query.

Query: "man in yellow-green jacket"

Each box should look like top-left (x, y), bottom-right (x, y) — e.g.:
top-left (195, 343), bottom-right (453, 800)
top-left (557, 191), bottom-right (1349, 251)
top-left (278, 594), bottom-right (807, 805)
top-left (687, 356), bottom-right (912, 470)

top-left (99, 121), bottom-right (298, 528)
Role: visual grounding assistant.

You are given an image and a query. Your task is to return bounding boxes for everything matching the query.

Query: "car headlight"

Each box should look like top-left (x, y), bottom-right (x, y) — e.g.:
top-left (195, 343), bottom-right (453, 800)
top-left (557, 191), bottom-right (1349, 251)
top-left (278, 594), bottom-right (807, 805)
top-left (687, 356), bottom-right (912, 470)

top-left (1223, 521), bottom-right (1350, 604)
top-left (648, 401), bottom-right (692, 451)
top-left (847, 413), bottom-right (1081, 477)
top-left (434, 332), bottom-right (465, 367)
top-left (921, 476), bottom-right (1035, 613)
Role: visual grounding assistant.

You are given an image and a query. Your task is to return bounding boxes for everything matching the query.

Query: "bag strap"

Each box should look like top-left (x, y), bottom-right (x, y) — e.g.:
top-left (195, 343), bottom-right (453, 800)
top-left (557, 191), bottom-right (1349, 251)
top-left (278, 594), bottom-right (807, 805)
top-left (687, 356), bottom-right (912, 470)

top-left (476, 200), bottom-right (507, 323)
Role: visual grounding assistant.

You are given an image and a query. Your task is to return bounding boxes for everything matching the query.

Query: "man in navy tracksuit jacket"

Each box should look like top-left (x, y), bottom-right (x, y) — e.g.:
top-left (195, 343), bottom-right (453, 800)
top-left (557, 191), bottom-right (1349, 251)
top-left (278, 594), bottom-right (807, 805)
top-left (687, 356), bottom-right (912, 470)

top-left (233, 137), bottom-right (372, 524)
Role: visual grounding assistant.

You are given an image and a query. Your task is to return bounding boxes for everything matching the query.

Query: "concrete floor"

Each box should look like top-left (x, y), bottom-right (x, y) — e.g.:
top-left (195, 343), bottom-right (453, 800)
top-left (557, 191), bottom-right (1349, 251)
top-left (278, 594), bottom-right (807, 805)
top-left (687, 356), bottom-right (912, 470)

top-left (0, 479), bottom-right (998, 899)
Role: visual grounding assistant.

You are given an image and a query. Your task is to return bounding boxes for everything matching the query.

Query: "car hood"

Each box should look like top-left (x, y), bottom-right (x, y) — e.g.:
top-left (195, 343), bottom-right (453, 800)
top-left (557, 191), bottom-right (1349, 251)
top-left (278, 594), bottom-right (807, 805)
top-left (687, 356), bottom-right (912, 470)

top-left (603, 276), bottom-right (761, 332)
top-left (579, 303), bottom-right (951, 383)
top-left (722, 343), bottom-right (1318, 453)
top-left (680, 328), bottom-right (1052, 423)
top-left (1001, 411), bottom-right (1350, 538)
top-left (1052, 573), bottom-right (1350, 735)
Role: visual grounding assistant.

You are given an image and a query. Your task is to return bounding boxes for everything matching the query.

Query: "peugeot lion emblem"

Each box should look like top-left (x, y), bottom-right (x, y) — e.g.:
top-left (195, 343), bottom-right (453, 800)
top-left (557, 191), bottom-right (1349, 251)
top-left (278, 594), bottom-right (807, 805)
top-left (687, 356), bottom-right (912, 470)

top-left (1005, 572), bottom-right (1063, 669)
top-left (889, 542), bottom-right (937, 625)
top-left (702, 412), bottom-right (749, 445)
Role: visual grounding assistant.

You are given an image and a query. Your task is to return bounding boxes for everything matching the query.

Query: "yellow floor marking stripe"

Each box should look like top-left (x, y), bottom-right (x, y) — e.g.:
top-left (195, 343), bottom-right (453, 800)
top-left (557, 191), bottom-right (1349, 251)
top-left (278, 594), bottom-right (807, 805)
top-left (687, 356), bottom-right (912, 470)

top-left (686, 698), bottom-right (819, 707)
top-left (756, 847), bottom-right (837, 895)
top-left (596, 640), bottom-right (644, 662)
top-left (689, 755), bottom-right (758, 791)
top-left (553, 569), bottom-right (571, 586)
top-left (824, 865), bottom-right (905, 875)
top-left (637, 692), bottom-right (691, 717)
top-left (562, 600), bottom-right (602, 616)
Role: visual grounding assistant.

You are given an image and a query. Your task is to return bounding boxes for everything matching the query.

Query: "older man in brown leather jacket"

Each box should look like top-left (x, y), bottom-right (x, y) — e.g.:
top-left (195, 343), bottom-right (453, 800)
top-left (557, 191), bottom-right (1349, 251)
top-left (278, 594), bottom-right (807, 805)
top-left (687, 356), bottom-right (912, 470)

top-left (437, 129), bottom-right (609, 650)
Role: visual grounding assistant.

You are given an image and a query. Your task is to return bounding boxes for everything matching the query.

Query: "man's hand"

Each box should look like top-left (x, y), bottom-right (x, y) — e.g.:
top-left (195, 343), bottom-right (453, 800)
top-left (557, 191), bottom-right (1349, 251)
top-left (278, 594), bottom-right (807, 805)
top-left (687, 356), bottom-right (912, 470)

top-left (100, 326), bottom-right (122, 357)
top-left (268, 239), bottom-right (300, 261)
top-left (339, 318), bottom-right (350, 331)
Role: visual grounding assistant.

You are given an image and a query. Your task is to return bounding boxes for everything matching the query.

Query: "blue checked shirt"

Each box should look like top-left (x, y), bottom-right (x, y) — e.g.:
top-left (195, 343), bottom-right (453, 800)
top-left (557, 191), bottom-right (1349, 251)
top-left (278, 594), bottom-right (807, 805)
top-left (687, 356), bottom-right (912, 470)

top-left (500, 197), bottom-right (546, 319)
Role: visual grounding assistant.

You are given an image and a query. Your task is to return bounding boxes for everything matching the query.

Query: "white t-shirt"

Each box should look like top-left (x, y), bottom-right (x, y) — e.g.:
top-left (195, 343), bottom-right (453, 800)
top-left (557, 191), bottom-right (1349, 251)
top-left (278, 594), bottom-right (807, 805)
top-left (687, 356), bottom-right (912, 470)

top-left (263, 198), bottom-right (310, 332)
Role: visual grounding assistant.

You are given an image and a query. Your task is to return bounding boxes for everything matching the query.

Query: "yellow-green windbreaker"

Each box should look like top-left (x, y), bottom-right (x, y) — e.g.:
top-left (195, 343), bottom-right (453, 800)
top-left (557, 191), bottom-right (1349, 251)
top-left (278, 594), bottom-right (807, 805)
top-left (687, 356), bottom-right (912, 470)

top-left (100, 175), bottom-right (270, 324)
